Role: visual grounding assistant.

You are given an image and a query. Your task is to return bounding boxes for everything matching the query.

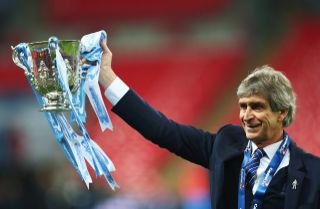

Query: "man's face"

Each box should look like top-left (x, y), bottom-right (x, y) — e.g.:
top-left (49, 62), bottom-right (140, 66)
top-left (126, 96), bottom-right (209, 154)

top-left (238, 95), bottom-right (287, 146)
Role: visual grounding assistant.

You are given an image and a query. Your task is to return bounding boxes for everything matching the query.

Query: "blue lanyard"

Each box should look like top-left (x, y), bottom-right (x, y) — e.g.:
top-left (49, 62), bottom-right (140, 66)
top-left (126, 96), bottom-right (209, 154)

top-left (238, 134), bottom-right (290, 209)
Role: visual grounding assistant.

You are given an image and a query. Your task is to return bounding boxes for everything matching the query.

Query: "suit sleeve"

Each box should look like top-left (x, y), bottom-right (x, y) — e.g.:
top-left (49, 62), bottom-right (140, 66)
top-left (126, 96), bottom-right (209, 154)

top-left (112, 89), bottom-right (216, 168)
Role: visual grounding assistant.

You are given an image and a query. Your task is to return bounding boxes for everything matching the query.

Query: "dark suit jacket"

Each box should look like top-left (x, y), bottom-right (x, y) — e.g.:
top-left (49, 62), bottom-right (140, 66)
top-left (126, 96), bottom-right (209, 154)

top-left (112, 89), bottom-right (320, 209)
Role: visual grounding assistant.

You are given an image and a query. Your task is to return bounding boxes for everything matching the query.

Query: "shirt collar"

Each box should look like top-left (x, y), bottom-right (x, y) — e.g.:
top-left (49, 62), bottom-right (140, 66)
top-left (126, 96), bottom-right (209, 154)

top-left (251, 140), bottom-right (283, 159)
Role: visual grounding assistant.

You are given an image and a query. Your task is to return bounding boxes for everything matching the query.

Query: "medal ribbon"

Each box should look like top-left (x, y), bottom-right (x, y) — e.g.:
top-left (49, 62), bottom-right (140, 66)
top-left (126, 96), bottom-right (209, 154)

top-left (238, 134), bottom-right (290, 209)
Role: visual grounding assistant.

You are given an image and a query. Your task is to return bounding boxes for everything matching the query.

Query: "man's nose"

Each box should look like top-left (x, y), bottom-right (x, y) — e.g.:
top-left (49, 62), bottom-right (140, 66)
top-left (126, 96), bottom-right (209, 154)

top-left (243, 108), bottom-right (254, 121)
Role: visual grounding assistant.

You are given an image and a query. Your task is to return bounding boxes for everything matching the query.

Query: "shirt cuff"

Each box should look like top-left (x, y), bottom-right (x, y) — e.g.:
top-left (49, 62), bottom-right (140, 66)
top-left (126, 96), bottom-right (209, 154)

top-left (104, 77), bottom-right (130, 106)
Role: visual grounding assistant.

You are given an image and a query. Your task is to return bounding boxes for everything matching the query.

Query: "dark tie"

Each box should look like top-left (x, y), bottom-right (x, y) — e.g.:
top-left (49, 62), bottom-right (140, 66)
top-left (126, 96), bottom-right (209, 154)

top-left (244, 148), bottom-right (266, 189)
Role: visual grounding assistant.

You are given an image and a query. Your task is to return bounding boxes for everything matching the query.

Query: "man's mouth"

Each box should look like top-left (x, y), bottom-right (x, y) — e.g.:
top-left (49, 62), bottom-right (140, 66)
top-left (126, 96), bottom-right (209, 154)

top-left (245, 123), bottom-right (261, 130)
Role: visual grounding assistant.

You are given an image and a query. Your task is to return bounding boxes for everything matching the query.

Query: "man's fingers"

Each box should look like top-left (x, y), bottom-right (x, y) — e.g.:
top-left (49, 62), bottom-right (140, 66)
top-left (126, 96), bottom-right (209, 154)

top-left (100, 39), bottom-right (111, 55)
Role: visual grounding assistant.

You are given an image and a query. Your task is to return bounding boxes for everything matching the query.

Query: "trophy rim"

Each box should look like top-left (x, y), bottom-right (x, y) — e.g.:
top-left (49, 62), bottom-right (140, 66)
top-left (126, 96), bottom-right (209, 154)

top-left (11, 40), bottom-right (81, 50)
top-left (28, 39), bottom-right (80, 46)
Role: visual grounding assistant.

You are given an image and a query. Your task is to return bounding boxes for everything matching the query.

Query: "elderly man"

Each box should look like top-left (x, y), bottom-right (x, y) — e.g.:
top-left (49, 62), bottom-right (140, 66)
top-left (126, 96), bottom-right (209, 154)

top-left (98, 40), bottom-right (320, 209)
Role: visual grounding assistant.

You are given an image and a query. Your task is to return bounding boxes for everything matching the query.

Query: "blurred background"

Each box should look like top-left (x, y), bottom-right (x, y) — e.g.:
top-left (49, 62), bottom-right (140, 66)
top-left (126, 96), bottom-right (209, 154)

top-left (1, 0), bottom-right (320, 208)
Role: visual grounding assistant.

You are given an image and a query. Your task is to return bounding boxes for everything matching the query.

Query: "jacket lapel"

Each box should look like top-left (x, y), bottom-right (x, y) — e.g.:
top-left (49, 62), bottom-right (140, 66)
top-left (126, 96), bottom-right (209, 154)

top-left (284, 141), bottom-right (306, 209)
top-left (223, 137), bottom-right (248, 162)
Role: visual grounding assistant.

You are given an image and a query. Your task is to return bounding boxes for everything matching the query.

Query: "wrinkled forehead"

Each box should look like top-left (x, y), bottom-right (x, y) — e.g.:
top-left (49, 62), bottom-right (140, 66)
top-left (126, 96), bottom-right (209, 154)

top-left (238, 94), bottom-right (270, 105)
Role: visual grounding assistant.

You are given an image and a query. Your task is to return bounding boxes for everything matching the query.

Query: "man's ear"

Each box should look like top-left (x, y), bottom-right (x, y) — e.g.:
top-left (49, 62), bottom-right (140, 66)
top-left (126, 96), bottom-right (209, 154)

top-left (279, 109), bottom-right (289, 122)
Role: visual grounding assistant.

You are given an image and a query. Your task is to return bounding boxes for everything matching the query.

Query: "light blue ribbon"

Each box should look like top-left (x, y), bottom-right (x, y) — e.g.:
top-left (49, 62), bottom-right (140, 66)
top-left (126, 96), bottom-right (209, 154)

top-left (75, 30), bottom-right (113, 131)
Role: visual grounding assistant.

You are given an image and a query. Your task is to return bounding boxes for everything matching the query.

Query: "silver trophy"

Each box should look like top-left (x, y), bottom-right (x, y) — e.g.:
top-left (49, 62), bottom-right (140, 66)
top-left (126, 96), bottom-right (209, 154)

top-left (12, 39), bottom-right (81, 111)
top-left (10, 32), bottom-right (117, 190)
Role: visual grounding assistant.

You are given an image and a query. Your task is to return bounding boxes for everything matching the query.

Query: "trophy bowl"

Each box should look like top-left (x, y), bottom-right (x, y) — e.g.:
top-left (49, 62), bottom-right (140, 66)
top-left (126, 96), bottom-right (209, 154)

top-left (12, 39), bottom-right (81, 111)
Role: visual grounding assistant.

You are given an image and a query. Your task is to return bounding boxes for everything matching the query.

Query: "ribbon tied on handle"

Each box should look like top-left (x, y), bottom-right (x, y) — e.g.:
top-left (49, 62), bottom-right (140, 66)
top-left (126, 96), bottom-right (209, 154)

top-left (11, 31), bottom-right (118, 190)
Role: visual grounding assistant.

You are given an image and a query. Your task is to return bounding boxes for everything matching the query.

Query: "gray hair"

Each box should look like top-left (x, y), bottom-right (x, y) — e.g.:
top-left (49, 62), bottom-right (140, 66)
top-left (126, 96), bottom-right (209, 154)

top-left (237, 65), bottom-right (296, 127)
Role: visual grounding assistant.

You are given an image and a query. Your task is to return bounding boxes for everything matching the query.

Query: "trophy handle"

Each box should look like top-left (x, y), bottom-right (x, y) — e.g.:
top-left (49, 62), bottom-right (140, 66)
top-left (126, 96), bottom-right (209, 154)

top-left (11, 45), bottom-right (25, 70)
top-left (11, 44), bottom-right (32, 75)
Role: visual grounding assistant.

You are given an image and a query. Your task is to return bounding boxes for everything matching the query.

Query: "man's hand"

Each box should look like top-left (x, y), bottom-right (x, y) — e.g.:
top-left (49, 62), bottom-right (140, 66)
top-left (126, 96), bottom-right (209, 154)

top-left (99, 39), bottom-right (117, 89)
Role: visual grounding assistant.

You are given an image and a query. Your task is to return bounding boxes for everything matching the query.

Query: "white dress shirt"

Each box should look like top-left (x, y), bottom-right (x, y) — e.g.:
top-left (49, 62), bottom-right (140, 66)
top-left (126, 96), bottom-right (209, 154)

top-left (251, 140), bottom-right (290, 194)
top-left (104, 77), bottom-right (130, 105)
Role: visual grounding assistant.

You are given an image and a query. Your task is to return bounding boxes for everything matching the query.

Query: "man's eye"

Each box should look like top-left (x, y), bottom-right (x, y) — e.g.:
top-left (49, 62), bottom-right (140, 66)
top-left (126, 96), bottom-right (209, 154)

top-left (239, 104), bottom-right (246, 110)
top-left (252, 104), bottom-right (263, 110)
